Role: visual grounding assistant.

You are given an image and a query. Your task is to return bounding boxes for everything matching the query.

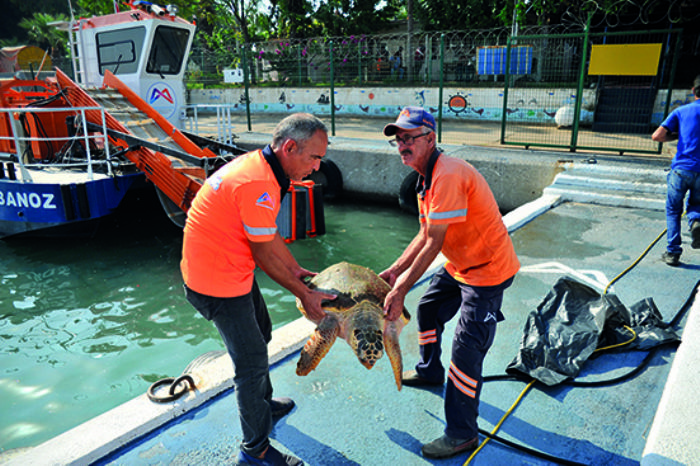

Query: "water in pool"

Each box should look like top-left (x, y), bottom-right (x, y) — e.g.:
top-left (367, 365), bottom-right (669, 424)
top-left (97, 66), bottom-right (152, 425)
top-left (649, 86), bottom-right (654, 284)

top-left (0, 189), bottom-right (419, 452)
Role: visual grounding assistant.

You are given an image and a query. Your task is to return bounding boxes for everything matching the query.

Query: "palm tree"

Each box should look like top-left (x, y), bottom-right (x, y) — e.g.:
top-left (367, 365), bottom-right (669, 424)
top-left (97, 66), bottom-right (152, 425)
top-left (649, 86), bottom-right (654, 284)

top-left (19, 12), bottom-right (69, 66)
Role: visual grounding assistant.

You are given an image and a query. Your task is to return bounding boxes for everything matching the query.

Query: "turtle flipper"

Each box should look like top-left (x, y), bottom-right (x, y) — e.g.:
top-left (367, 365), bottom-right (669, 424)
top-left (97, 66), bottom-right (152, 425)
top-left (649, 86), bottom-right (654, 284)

top-left (296, 316), bottom-right (339, 376)
top-left (383, 317), bottom-right (406, 391)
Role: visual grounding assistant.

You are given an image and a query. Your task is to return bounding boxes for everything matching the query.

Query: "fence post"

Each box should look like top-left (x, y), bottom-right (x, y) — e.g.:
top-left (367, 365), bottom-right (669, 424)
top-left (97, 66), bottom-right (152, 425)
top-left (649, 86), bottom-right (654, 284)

top-left (330, 40), bottom-right (336, 136)
top-left (427, 36), bottom-right (432, 84)
top-left (242, 44), bottom-right (252, 131)
top-left (437, 34), bottom-right (445, 143)
top-left (571, 14), bottom-right (591, 152)
top-left (358, 42), bottom-right (362, 85)
top-left (501, 37), bottom-right (512, 145)
top-left (297, 44), bottom-right (302, 87)
top-left (659, 30), bottom-right (682, 153)
top-left (406, 32), bottom-right (413, 85)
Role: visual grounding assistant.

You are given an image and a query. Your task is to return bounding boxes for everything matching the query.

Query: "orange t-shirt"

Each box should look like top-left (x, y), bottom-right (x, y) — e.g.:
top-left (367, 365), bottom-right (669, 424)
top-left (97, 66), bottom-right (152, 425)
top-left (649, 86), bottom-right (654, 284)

top-left (181, 149), bottom-right (286, 297)
top-left (417, 152), bottom-right (520, 286)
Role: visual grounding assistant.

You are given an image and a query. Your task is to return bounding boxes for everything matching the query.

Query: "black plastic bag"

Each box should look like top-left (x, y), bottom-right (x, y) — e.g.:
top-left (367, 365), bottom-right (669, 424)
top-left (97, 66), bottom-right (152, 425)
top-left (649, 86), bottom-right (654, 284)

top-left (506, 277), bottom-right (680, 386)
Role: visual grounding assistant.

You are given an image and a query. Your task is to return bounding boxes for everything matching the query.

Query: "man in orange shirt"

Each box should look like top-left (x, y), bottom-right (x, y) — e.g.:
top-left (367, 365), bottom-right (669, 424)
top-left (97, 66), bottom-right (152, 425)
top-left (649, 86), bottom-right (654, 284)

top-left (181, 113), bottom-right (335, 466)
top-left (381, 107), bottom-right (520, 460)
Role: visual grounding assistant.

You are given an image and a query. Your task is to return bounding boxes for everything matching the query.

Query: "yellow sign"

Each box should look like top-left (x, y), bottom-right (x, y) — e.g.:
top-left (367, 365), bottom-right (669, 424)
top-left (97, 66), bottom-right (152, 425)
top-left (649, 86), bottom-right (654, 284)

top-left (588, 43), bottom-right (662, 76)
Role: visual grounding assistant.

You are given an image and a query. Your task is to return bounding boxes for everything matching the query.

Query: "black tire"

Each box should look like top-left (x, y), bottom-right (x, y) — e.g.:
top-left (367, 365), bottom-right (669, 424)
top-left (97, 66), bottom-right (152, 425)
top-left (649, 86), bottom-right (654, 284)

top-left (305, 159), bottom-right (343, 200)
top-left (399, 171), bottom-right (419, 215)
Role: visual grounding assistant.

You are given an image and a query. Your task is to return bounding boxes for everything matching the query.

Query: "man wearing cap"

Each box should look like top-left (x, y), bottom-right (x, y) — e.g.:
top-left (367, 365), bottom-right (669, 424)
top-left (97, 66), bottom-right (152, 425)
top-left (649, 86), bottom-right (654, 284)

top-left (380, 106), bottom-right (520, 459)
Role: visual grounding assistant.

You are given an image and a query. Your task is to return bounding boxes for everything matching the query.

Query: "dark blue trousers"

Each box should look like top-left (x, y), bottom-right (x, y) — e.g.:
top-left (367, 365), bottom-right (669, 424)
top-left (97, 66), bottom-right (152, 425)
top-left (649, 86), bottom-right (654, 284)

top-left (414, 267), bottom-right (514, 440)
top-left (184, 280), bottom-right (274, 457)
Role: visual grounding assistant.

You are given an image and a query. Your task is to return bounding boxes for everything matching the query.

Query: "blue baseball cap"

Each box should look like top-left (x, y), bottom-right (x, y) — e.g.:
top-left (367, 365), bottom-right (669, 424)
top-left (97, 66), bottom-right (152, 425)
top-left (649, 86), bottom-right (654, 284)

top-left (383, 106), bottom-right (436, 136)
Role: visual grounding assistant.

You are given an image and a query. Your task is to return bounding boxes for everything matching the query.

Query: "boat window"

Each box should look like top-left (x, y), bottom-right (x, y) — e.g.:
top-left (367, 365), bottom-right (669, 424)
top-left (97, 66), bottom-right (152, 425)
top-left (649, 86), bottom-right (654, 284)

top-left (96, 26), bottom-right (146, 75)
top-left (146, 26), bottom-right (190, 76)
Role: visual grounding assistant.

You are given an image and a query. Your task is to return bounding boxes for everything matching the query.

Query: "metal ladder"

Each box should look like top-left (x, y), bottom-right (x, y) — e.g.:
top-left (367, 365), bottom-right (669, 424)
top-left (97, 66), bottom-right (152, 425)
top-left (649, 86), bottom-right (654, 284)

top-left (67, 18), bottom-right (86, 85)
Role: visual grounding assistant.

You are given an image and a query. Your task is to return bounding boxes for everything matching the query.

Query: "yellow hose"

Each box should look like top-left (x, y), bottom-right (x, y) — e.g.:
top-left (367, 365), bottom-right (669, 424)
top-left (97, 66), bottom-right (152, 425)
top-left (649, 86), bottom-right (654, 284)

top-left (603, 228), bottom-right (667, 295)
top-left (595, 325), bottom-right (637, 352)
top-left (463, 223), bottom-right (669, 463)
top-left (462, 322), bottom-right (635, 466)
top-left (463, 379), bottom-right (536, 465)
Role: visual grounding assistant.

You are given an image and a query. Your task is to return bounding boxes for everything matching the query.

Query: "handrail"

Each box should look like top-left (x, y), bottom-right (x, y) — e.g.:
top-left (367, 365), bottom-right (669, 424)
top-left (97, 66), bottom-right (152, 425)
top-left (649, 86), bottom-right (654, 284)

top-left (0, 105), bottom-right (112, 182)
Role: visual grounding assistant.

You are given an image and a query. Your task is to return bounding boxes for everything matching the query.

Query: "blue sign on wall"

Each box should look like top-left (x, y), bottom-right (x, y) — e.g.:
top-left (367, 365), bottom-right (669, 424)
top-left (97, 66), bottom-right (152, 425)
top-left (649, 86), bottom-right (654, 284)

top-left (476, 45), bottom-right (533, 75)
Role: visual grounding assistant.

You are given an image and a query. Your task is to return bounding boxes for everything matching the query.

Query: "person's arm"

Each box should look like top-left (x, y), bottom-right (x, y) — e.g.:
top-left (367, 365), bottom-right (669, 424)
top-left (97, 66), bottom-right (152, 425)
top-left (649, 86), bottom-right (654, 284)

top-left (267, 233), bottom-right (316, 281)
top-left (379, 224), bottom-right (428, 286)
top-left (652, 125), bottom-right (677, 142)
top-left (250, 234), bottom-right (334, 321)
top-left (382, 222), bottom-right (449, 321)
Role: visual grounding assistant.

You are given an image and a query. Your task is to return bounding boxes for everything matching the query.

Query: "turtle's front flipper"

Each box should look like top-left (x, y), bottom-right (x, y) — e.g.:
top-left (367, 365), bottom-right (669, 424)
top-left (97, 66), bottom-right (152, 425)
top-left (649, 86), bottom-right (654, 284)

top-left (383, 319), bottom-right (404, 391)
top-left (296, 315), bottom-right (339, 376)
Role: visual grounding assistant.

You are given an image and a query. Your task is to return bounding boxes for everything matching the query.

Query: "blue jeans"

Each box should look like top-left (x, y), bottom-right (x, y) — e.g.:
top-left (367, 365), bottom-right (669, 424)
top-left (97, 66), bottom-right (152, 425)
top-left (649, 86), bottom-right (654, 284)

top-left (666, 168), bottom-right (700, 254)
top-left (184, 280), bottom-right (273, 457)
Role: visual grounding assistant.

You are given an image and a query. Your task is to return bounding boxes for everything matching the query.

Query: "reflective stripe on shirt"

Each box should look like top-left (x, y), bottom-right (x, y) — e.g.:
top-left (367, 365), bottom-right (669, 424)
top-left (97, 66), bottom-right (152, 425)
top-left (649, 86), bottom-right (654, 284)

top-left (427, 208), bottom-right (467, 221)
top-left (244, 224), bottom-right (278, 237)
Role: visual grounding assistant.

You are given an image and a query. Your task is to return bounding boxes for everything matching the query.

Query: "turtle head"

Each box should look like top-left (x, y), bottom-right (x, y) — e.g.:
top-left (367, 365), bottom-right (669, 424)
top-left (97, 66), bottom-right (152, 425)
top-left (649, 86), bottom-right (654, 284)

top-left (352, 327), bottom-right (384, 369)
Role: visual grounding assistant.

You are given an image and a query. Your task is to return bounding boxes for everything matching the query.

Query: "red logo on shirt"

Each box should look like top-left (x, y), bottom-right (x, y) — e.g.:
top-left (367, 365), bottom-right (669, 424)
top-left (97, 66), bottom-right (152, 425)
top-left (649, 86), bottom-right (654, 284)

top-left (256, 192), bottom-right (275, 210)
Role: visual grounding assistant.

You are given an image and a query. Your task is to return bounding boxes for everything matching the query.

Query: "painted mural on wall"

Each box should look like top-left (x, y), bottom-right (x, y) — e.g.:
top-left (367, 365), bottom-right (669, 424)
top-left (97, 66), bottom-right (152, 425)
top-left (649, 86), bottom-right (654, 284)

top-left (189, 85), bottom-right (685, 126)
top-left (655, 90), bottom-right (696, 123)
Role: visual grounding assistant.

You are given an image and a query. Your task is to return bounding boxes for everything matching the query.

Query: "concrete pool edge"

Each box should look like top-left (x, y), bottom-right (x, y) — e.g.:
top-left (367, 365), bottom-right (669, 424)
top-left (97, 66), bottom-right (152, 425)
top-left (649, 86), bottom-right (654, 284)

top-left (641, 284), bottom-right (700, 466)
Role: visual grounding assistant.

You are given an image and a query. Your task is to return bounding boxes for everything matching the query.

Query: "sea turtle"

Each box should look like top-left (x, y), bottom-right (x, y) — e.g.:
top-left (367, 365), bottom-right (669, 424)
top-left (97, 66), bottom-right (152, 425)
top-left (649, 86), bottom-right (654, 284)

top-left (295, 262), bottom-right (411, 390)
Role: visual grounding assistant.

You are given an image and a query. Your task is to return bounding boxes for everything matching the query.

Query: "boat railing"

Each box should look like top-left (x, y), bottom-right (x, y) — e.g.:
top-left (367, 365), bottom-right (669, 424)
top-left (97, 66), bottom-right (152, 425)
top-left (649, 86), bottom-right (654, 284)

top-left (181, 104), bottom-right (238, 145)
top-left (0, 105), bottom-right (114, 182)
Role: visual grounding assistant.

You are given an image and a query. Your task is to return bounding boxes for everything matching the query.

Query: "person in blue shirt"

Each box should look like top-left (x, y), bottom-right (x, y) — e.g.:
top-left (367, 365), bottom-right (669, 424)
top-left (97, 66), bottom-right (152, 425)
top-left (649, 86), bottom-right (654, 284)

top-left (390, 47), bottom-right (404, 80)
top-left (652, 75), bottom-right (700, 266)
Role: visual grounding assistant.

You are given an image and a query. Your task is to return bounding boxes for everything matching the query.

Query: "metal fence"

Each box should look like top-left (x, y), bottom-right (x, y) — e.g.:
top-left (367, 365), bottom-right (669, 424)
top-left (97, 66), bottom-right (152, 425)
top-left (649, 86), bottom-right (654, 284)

top-left (182, 23), bottom-right (696, 156)
top-left (186, 24), bottom-right (583, 88)
top-left (501, 28), bottom-right (682, 155)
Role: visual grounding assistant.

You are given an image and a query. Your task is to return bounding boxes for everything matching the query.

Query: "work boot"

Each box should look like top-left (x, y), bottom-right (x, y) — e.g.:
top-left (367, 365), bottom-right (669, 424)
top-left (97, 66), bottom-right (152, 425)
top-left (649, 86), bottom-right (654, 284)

top-left (421, 434), bottom-right (479, 459)
top-left (691, 221), bottom-right (700, 249)
top-left (270, 397), bottom-right (295, 418)
top-left (401, 370), bottom-right (444, 387)
top-left (661, 251), bottom-right (680, 266)
top-left (236, 446), bottom-right (303, 465)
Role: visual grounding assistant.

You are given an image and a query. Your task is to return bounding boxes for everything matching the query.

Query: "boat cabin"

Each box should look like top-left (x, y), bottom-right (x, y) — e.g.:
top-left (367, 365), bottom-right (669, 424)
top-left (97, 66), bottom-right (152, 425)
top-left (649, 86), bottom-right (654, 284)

top-left (70, 1), bottom-right (195, 128)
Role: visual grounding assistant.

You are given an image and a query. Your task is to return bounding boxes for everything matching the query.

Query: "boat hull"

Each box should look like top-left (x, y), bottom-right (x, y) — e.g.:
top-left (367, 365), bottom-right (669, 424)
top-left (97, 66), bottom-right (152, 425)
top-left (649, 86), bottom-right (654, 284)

top-left (0, 170), bottom-right (143, 239)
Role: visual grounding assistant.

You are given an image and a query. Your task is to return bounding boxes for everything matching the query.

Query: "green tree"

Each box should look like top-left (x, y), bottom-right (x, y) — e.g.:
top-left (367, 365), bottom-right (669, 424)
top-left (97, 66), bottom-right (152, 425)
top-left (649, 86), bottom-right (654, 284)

top-left (312, 0), bottom-right (402, 37)
top-left (257, 0), bottom-right (403, 39)
top-left (76, 0), bottom-right (120, 16)
top-left (269, 0), bottom-right (316, 39)
top-left (205, 0), bottom-right (272, 82)
top-left (19, 12), bottom-right (69, 61)
top-left (413, 0), bottom-right (511, 32)
top-left (0, 0), bottom-right (68, 46)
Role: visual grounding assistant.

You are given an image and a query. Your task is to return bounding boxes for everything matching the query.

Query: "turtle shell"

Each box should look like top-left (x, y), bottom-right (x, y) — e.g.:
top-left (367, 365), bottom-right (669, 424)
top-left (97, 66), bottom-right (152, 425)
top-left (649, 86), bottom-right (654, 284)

top-left (301, 262), bottom-right (391, 317)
